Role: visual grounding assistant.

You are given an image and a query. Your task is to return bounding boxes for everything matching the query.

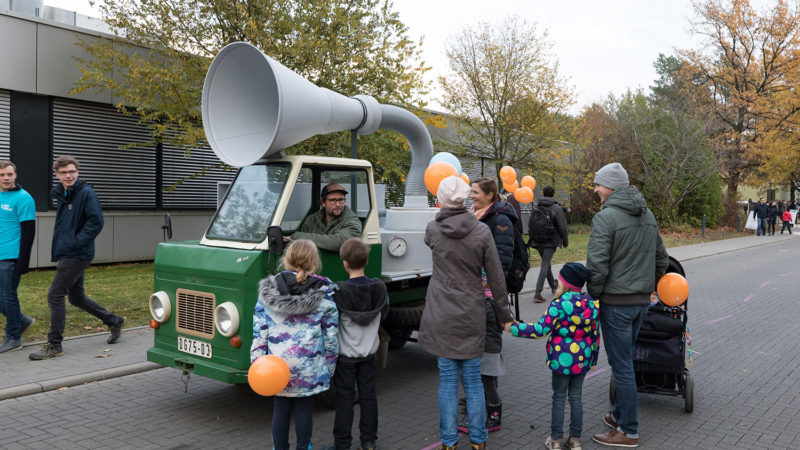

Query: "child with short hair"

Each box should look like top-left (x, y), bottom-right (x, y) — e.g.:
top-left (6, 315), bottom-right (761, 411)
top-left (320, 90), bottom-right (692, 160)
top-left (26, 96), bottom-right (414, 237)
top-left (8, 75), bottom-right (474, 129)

top-left (506, 263), bottom-right (599, 450)
top-left (781, 210), bottom-right (793, 234)
top-left (250, 239), bottom-right (339, 450)
top-left (328, 238), bottom-right (389, 450)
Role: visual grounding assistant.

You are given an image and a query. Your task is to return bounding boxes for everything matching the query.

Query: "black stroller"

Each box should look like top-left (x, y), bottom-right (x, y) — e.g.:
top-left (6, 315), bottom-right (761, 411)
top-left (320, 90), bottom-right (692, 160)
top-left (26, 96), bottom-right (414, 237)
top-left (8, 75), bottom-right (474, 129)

top-left (609, 256), bottom-right (694, 413)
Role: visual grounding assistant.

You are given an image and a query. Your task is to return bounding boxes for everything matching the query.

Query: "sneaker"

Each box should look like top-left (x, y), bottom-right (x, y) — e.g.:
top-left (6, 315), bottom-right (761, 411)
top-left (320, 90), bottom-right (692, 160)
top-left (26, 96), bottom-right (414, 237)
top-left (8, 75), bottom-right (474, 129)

top-left (20, 315), bottom-right (35, 336)
top-left (545, 437), bottom-right (562, 449)
top-left (29, 343), bottom-right (64, 360)
top-left (592, 429), bottom-right (638, 447)
top-left (564, 437), bottom-right (582, 450)
top-left (107, 316), bottom-right (125, 344)
top-left (533, 294), bottom-right (547, 303)
top-left (359, 442), bottom-right (376, 450)
top-left (469, 442), bottom-right (486, 450)
top-left (0, 338), bottom-right (22, 354)
top-left (603, 412), bottom-right (619, 429)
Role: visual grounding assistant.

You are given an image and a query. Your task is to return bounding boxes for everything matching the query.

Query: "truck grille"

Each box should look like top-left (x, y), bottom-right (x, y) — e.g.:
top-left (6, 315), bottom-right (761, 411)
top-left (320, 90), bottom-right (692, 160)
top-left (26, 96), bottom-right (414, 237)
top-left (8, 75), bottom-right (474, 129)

top-left (175, 289), bottom-right (216, 339)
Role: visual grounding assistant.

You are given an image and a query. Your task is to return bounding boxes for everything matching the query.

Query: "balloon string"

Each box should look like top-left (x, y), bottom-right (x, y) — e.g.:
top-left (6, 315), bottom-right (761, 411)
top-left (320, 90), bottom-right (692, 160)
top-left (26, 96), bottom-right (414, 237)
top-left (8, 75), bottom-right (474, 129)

top-left (685, 327), bottom-right (694, 366)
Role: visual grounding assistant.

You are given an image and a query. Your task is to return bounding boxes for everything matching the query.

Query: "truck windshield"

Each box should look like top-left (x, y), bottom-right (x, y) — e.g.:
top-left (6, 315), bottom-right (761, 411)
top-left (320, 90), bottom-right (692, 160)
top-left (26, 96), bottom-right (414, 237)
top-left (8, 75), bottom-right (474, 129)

top-left (206, 163), bottom-right (291, 242)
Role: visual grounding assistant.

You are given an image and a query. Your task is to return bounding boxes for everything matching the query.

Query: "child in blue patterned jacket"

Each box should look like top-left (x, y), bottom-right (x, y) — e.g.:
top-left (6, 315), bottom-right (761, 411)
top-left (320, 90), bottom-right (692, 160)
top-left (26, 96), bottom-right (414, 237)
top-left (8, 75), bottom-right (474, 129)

top-left (250, 239), bottom-right (339, 450)
top-left (505, 262), bottom-right (599, 450)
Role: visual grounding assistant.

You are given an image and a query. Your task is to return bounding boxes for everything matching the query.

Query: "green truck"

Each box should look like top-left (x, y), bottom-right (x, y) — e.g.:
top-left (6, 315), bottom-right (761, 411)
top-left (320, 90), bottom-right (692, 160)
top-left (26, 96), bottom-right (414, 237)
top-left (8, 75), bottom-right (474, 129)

top-left (146, 42), bottom-right (437, 384)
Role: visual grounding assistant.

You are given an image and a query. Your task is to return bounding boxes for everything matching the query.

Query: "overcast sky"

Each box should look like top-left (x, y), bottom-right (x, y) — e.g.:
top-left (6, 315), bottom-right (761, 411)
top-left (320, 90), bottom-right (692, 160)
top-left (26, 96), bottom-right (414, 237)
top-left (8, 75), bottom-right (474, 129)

top-left (48, 0), bottom-right (776, 115)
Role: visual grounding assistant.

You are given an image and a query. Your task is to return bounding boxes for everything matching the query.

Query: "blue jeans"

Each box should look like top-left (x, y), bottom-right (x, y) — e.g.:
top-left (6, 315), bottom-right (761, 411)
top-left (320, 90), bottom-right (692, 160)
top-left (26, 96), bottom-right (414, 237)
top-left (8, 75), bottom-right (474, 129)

top-left (757, 217), bottom-right (767, 235)
top-left (438, 356), bottom-right (486, 446)
top-left (551, 372), bottom-right (586, 440)
top-left (599, 303), bottom-right (649, 435)
top-left (0, 260), bottom-right (22, 340)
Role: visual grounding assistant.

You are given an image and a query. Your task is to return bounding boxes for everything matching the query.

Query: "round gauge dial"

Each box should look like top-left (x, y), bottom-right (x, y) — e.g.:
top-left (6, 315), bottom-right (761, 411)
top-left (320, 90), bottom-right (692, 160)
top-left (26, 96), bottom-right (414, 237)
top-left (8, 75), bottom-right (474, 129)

top-left (388, 237), bottom-right (408, 257)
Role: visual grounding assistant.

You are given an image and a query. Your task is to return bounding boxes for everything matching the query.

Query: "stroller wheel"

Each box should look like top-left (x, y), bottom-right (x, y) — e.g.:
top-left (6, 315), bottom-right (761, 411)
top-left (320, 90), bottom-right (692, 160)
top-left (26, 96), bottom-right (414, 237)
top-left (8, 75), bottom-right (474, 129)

top-left (684, 370), bottom-right (694, 413)
top-left (609, 377), bottom-right (616, 405)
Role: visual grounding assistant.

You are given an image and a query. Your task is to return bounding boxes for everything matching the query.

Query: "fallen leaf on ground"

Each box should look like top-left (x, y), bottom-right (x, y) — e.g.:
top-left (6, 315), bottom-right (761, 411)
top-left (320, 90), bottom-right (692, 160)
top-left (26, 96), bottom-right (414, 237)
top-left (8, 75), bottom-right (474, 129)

top-left (95, 354), bottom-right (111, 358)
top-left (83, 326), bottom-right (93, 330)
top-left (57, 387), bottom-right (68, 391)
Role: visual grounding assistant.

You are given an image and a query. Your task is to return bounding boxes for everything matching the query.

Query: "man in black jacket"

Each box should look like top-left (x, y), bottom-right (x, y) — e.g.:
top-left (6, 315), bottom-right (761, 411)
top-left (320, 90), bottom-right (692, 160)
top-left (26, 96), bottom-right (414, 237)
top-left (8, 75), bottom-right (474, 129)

top-left (753, 197), bottom-right (769, 236)
top-left (30, 156), bottom-right (124, 360)
top-left (528, 186), bottom-right (569, 303)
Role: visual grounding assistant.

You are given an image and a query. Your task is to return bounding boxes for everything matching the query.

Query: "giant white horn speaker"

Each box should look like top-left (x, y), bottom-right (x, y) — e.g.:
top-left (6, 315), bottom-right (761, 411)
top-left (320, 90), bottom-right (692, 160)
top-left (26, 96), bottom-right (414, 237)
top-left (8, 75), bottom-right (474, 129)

top-left (201, 42), bottom-right (379, 167)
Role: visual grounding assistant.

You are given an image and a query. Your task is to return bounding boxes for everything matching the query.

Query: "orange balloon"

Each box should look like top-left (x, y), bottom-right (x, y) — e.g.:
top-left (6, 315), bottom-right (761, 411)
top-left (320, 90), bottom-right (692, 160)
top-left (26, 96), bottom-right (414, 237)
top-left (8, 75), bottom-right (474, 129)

top-left (515, 186), bottom-right (533, 203)
top-left (657, 273), bottom-right (689, 306)
top-left (503, 180), bottom-right (519, 193)
top-left (521, 176), bottom-right (536, 190)
top-left (499, 166), bottom-right (516, 183)
top-left (461, 172), bottom-right (470, 185)
top-left (424, 161), bottom-right (458, 196)
top-left (248, 355), bottom-right (291, 396)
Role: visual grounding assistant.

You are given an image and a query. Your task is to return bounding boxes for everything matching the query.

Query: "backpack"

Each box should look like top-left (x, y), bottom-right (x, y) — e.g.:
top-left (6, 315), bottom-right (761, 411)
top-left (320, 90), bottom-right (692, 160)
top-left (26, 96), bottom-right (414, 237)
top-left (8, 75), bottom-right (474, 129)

top-left (528, 205), bottom-right (555, 244)
top-left (505, 226), bottom-right (530, 294)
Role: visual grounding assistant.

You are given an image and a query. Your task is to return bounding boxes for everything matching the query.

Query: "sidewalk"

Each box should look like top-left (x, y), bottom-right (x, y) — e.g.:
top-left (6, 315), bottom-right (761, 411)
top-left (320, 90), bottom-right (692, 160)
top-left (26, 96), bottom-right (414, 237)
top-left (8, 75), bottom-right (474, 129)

top-left (0, 232), bottom-right (794, 401)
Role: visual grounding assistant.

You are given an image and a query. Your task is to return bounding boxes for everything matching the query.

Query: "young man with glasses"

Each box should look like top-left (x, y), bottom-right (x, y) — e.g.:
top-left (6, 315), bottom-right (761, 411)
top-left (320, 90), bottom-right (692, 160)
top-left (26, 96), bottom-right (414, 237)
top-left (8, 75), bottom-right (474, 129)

top-left (288, 183), bottom-right (362, 252)
top-left (0, 161), bottom-right (36, 353)
top-left (30, 156), bottom-right (125, 360)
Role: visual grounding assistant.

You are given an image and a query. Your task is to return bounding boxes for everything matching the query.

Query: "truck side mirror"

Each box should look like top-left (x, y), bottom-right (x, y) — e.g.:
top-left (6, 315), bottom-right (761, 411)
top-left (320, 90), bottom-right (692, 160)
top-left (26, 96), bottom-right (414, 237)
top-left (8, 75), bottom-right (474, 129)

top-left (267, 226), bottom-right (284, 255)
top-left (161, 213), bottom-right (173, 241)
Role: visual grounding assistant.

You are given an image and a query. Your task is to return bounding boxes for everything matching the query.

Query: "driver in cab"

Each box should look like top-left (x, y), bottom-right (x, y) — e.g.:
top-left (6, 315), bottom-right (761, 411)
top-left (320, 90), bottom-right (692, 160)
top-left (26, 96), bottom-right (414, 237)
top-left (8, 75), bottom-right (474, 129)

top-left (285, 183), bottom-right (362, 252)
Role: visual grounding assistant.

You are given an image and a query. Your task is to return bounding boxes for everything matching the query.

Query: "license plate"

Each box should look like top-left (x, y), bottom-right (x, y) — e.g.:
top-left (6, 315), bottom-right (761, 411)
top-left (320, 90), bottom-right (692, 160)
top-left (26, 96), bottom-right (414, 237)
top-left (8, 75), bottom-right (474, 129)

top-left (177, 336), bottom-right (213, 359)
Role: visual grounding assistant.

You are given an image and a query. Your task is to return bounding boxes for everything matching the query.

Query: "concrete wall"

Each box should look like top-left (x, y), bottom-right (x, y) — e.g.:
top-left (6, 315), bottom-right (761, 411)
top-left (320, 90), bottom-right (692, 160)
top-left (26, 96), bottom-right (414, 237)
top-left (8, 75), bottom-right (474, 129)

top-left (31, 211), bottom-right (213, 268)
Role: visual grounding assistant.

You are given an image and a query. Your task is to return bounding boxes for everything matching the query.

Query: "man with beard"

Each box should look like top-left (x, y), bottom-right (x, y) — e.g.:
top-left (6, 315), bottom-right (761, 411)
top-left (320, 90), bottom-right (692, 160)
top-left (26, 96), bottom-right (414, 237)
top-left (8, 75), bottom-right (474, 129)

top-left (288, 183), bottom-right (362, 252)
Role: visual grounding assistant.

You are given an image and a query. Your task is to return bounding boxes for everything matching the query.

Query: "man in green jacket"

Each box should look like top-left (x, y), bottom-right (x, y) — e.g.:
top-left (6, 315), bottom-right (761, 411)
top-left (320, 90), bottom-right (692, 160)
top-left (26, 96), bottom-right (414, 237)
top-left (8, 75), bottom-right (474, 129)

top-left (289, 183), bottom-right (362, 252)
top-left (587, 163), bottom-right (669, 448)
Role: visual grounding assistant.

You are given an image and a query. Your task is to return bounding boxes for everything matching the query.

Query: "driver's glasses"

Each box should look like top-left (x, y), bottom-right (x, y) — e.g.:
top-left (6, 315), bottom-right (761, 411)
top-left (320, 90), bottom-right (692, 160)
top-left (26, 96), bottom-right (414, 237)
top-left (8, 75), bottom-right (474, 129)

top-left (327, 197), bottom-right (346, 204)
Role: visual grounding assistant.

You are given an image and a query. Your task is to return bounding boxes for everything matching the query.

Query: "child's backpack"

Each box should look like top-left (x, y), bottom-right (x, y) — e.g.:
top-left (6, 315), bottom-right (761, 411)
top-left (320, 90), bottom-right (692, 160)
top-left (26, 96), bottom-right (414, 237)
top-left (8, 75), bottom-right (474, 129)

top-left (506, 226), bottom-right (530, 294)
top-left (528, 205), bottom-right (555, 245)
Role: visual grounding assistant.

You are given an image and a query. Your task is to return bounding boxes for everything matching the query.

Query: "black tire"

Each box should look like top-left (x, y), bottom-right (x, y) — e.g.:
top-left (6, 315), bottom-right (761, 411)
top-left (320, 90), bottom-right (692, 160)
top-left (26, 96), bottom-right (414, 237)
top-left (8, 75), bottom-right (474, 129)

top-left (383, 323), bottom-right (413, 350)
top-left (609, 377), bottom-right (616, 405)
top-left (684, 370), bottom-right (694, 413)
top-left (383, 302), bottom-right (425, 350)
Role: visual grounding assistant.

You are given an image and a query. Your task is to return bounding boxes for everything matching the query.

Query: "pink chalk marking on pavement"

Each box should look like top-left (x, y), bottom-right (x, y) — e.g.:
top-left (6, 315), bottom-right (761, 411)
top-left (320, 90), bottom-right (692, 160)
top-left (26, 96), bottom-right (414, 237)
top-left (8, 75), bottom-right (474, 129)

top-left (780, 272), bottom-right (792, 277)
top-left (586, 367), bottom-right (607, 380)
top-left (760, 281), bottom-right (770, 288)
top-left (706, 314), bottom-right (731, 325)
top-left (422, 443), bottom-right (443, 450)
top-left (743, 295), bottom-right (753, 303)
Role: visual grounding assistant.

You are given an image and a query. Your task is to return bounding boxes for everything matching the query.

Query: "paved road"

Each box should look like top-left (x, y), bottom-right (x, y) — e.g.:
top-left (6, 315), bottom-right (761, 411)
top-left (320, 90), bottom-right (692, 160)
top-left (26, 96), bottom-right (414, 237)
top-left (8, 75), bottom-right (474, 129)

top-left (2, 236), bottom-right (799, 449)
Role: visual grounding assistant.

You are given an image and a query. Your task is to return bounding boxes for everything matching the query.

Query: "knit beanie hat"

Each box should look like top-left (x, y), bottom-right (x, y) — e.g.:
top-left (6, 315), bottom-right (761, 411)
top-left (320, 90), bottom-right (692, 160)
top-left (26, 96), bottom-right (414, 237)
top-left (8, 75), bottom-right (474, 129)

top-left (559, 262), bottom-right (589, 292)
top-left (437, 176), bottom-right (471, 209)
top-left (593, 162), bottom-right (629, 190)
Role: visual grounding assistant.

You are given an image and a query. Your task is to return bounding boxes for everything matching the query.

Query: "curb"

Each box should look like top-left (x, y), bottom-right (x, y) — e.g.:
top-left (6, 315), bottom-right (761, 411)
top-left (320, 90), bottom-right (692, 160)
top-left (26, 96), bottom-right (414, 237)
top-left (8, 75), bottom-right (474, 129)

top-left (0, 361), bottom-right (163, 401)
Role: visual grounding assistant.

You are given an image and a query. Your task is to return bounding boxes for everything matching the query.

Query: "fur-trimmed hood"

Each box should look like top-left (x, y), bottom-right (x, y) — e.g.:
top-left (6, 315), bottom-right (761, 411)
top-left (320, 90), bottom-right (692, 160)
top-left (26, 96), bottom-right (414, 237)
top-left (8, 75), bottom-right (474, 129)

top-left (258, 271), bottom-right (332, 316)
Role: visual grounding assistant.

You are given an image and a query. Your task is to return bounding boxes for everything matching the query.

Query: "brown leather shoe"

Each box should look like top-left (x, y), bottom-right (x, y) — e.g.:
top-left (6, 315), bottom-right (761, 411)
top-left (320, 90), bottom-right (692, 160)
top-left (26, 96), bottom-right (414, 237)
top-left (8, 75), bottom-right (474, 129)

top-left (603, 412), bottom-right (619, 429)
top-left (592, 428), bottom-right (638, 447)
top-left (533, 294), bottom-right (547, 303)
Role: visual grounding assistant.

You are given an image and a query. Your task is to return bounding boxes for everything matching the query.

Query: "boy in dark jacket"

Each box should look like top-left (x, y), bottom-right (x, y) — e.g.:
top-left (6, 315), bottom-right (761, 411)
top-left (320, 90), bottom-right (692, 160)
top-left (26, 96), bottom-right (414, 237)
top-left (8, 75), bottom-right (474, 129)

top-left (328, 238), bottom-right (389, 450)
top-left (30, 156), bottom-right (124, 360)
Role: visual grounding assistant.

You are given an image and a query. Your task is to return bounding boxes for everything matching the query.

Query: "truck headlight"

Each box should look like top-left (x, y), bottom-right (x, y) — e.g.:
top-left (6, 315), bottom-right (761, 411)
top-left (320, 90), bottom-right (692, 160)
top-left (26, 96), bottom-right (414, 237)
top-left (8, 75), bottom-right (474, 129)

top-left (215, 302), bottom-right (240, 337)
top-left (149, 291), bottom-right (171, 323)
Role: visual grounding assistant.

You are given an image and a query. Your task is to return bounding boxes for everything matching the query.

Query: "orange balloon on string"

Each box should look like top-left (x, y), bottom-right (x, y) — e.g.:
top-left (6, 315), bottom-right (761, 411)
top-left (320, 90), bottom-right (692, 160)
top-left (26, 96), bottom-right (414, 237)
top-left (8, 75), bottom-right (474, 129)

top-left (461, 172), bottom-right (470, 185)
top-left (503, 180), bottom-right (519, 193)
top-left (248, 355), bottom-right (291, 396)
top-left (515, 187), bottom-right (533, 203)
top-left (521, 176), bottom-right (536, 190)
top-left (657, 273), bottom-right (689, 306)
top-left (424, 162), bottom-right (458, 196)
top-left (499, 166), bottom-right (516, 183)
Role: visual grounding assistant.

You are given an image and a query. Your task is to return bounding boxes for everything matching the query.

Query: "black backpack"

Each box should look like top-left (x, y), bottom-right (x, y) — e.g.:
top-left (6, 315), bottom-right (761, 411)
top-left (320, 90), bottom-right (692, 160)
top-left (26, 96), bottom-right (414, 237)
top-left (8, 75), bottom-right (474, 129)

top-left (505, 226), bottom-right (530, 294)
top-left (528, 205), bottom-right (555, 244)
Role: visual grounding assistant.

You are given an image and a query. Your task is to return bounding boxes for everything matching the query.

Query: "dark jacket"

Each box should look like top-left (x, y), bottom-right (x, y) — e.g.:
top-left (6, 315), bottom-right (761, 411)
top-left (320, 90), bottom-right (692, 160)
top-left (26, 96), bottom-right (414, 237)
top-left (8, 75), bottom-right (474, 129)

top-left (293, 207), bottom-right (362, 252)
top-left (484, 297), bottom-right (503, 354)
top-left (530, 197), bottom-right (569, 249)
top-left (586, 186), bottom-right (669, 306)
top-left (505, 193), bottom-right (524, 234)
top-left (51, 179), bottom-right (104, 262)
top-left (419, 208), bottom-right (513, 360)
top-left (479, 201), bottom-right (517, 277)
top-left (332, 277), bottom-right (389, 360)
top-left (768, 204), bottom-right (778, 221)
top-left (753, 202), bottom-right (769, 219)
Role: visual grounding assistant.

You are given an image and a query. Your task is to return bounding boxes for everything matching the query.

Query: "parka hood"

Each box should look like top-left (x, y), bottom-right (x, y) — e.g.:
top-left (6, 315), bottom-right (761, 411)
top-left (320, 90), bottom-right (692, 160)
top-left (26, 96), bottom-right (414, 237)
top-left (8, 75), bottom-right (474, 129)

top-left (603, 186), bottom-right (647, 217)
top-left (435, 207), bottom-right (479, 239)
top-left (333, 279), bottom-right (388, 326)
top-left (487, 201), bottom-right (518, 224)
top-left (257, 271), bottom-right (330, 315)
top-left (536, 197), bottom-right (558, 208)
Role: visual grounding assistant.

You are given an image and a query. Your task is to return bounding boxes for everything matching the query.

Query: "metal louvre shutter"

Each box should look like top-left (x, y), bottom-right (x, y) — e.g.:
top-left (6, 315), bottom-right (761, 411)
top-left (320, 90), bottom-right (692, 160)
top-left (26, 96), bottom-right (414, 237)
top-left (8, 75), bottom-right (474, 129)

top-left (0, 90), bottom-right (9, 161)
top-left (162, 139), bottom-right (235, 209)
top-left (52, 99), bottom-right (156, 208)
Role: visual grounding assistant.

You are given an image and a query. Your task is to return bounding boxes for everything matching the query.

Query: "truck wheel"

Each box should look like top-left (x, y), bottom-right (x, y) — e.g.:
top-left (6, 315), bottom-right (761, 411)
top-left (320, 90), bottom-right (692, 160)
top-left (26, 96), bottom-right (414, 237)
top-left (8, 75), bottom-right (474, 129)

top-left (383, 324), bottom-right (413, 350)
top-left (384, 302), bottom-right (425, 350)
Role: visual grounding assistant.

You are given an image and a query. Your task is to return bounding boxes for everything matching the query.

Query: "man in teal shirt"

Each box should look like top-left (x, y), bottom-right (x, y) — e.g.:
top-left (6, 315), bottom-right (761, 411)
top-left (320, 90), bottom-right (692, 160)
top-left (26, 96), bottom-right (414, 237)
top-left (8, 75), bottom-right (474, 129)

top-left (0, 161), bottom-right (36, 353)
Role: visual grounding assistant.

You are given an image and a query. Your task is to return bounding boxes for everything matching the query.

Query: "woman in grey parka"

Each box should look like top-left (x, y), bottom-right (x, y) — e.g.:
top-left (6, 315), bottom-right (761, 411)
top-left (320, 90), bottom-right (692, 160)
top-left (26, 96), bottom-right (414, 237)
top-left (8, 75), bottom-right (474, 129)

top-left (418, 176), bottom-right (515, 450)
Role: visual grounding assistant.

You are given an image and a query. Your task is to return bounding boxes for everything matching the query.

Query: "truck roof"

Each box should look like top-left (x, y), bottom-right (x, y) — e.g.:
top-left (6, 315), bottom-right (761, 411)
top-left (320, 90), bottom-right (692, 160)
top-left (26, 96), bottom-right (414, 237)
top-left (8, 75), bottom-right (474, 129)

top-left (262, 154), bottom-right (373, 168)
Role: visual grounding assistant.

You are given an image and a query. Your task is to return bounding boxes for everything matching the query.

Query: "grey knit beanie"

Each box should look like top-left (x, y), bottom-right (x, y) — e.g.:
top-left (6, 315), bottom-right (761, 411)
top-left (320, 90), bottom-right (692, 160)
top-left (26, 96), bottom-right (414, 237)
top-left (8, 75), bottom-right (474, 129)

top-left (594, 163), bottom-right (629, 190)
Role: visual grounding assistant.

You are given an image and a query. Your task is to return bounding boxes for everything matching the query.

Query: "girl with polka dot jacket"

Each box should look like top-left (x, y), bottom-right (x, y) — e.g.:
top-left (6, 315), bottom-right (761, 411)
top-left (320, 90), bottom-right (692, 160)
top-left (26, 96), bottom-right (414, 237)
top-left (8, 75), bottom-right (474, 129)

top-left (506, 262), bottom-right (599, 450)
